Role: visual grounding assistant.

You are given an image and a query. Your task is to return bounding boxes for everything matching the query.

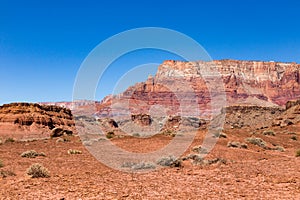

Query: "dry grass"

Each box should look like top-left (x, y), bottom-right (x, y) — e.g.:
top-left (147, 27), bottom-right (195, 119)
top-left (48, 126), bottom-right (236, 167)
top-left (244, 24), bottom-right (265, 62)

top-left (26, 163), bottom-right (50, 178)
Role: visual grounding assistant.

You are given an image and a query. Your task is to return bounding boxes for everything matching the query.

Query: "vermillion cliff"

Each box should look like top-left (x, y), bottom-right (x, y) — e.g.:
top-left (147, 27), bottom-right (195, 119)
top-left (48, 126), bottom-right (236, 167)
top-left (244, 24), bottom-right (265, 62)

top-left (96, 60), bottom-right (300, 118)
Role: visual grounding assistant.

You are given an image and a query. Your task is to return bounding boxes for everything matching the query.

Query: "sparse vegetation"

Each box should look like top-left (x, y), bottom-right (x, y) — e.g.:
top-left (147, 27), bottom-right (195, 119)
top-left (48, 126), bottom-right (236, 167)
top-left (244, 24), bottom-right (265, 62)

top-left (245, 137), bottom-right (266, 148)
top-left (26, 163), bottom-right (50, 178)
top-left (122, 161), bottom-right (156, 170)
top-left (106, 131), bottom-right (115, 139)
top-left (157, 155), bottom-right (182, 167)
top-left (291, 135), bottom-right (297, 141)
top-left (227, 141), bottom-right (247, 149)
top-left (183, 154), bottom-right (227, 166)
top-left (0, 159), bottom-right (3, 168)
top-left (273, 146), bottom-right (285, 152)
top-left (213, 132), bottom-right (227, 138)
top-left (0, 170), bottom-right (16, 178)
top-left (192, 145), bottom-right (208, 154)
top-left (296, 149), bottom-right (300, 157)
top-left (68, 149), bottom-right (82, 154)
top-left (5, 137), bottom-right (15, 143)
top-left (21, 150), bottom-right (46, 158)
top-left (132, 133), bottom-right (140, 137)
top-left (263, 130), bottom-right (276, 136)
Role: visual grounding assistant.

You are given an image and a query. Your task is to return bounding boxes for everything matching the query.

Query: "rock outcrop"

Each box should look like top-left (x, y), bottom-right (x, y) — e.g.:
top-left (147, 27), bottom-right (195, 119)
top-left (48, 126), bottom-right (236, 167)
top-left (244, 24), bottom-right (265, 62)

top-left (95, 60), bottom-right (300, 118)
top-left (0, 103), bottom-right (74, 139)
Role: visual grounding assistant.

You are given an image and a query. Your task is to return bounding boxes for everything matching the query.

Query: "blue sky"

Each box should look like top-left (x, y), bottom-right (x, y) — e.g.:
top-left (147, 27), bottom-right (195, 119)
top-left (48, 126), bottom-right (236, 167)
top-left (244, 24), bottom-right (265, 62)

top-left (1, 0), bottom-right (300, 105)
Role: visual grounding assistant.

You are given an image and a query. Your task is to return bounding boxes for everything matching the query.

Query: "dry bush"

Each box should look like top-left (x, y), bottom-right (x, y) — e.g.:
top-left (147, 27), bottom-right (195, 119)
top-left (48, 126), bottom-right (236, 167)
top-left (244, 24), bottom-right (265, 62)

top-left (157, 155), bottom-right (182, 167)
top-left (0, 159), bottom-right (3, 168)
top-left (26, 163), bottom-right (50, 178)
top-left (106, 131), bottom-right (115, 139)
top-left (273, 146), bottom-right (285, 152)
top-left (296, 149), bottom-right (300, 157)
top-left (0, 170), bottom-right (16, 178)
top-left (291, 136), bottom-right (297, 141)
top-left (122, 161), bottom-right (156, 170)
top-left (245, 137), bottom-right (266, 148)
top-left (227, 141), bottom-right (247, 149)
top-left (68, 149), bottom-right (82, 154)
top-left (5, 138), bottom-right (15, 143)
top-left (213, 132), bottom-right (227, 138)
top-left (263, 130), bottom-right (276, 136)
top-left (21, 150), bottom-right (46, 158)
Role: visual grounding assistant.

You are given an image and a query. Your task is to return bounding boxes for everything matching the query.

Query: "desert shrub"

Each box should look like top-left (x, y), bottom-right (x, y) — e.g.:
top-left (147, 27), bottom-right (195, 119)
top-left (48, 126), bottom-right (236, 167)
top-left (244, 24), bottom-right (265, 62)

top-left (26, 163), bottom-right (50, 178)
top-left (183, 154), bottom-right (204, 165)
top-left (263, 130), bottom-right (276, 136)
top-left (245, 137), bottom-right (266, 148)
top-left (288, 132), bottom-right (296, 135)
top-left (192, 145), bottom-right (208, 154)
top-left (213, 132), bottom-right (227, 138)
top-left (296, 149), bottom-right (300, 157)
top-left (157, 155), bottom-right (182, 167)
top-left (0, 160), bottom-right (3, 168)
top-left (227, 141), bottom-right (248, 149)
top-left (5, 138), bottom-right (15, 143)
top-left (21, 150), bottom-right (46, 158)
top-left (132, 162), bottom-right (156, 170)
top-left (67, 149), bottom-right (82, 154)
top-left (121, 161), bottom-right (156, 170)
top-left (106, 131), bottom-right (115, 139)
top-left (132, 133), bottom-right (140, 137)
top-left (273, 146), bottom-right (285, 152)
top-left (21, 150), bottom-right (38, 158)
top-left (0, 170), bottom-right (16, 178)
top-left (291, 136), bottom-right (297, 141)
top-left (203, 158), bottom-right (227, 165)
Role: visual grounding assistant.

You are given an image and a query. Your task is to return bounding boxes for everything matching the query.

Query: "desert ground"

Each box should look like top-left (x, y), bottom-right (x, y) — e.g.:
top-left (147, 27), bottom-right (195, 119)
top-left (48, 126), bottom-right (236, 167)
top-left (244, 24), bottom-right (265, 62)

top-left (1, 126), bottom-right (299, 199)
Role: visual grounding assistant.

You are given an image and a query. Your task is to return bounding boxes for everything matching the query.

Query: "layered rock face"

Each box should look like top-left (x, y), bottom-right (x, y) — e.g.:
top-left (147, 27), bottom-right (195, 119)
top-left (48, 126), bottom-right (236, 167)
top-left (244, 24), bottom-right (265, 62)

top-left (0, 103), bottom-right (74, 139)
top-left (96, 60), bottom-right (300, 118)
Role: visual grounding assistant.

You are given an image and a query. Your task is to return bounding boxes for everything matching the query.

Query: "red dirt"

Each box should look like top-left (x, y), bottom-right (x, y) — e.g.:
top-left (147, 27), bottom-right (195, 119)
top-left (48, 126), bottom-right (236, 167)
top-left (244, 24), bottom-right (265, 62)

top-left (1, 127), bottom-right (299, 199)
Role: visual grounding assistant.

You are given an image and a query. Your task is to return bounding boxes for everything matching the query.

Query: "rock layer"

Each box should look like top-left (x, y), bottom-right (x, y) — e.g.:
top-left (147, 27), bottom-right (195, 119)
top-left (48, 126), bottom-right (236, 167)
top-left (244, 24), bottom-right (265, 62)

top-left (0, 103), bottom-right (74, 139)
top-left (96, 60), bottom-right (300, 118)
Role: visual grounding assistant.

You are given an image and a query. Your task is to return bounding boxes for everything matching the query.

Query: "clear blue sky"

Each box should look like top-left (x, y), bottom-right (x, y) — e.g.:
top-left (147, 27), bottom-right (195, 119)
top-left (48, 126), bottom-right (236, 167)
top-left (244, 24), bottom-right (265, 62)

top-left (1, 0), bottom-right (300, 105)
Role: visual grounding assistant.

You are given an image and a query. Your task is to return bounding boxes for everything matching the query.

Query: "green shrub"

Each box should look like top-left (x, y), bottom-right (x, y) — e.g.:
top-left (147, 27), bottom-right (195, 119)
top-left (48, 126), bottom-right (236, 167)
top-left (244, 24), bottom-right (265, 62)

top-left (245, 137), bottom-right (266, 148)
top-left (26, 163), bottom-right (50, 178)
top-left (67, 149), bottom-right (82, 154)
top-left (296, 149), bottom-right (300, 157)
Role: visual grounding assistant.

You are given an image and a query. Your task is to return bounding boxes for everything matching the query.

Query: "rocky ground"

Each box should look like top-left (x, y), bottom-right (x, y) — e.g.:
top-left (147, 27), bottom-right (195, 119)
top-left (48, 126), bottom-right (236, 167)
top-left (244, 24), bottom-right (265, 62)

top-left (0, 123), bottom-right (299, 199)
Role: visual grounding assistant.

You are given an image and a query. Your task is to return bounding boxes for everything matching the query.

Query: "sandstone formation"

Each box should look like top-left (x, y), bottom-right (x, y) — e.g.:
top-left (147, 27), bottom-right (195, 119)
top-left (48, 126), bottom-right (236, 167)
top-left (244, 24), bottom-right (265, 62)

top-left (95, 60), bottom-right (300, 118)
top-left (0, 103), bottom-right (74, 139)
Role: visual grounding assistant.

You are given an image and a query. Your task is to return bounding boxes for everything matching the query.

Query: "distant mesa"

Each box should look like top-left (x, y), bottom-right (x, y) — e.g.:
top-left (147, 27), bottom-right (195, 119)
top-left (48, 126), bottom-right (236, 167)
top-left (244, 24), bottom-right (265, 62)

top-left (1, 59), bottom-right (300, 139)
top-left (95, 59), bottom-right (300, 118)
